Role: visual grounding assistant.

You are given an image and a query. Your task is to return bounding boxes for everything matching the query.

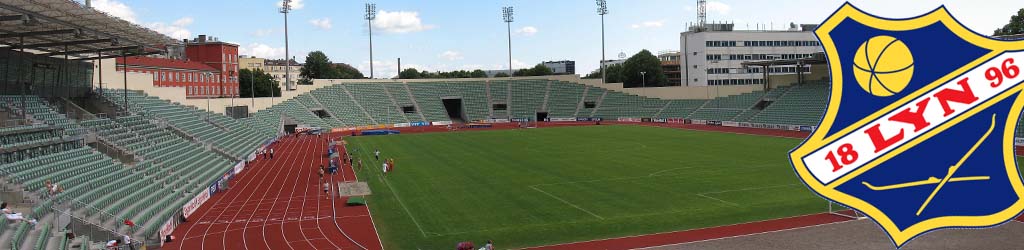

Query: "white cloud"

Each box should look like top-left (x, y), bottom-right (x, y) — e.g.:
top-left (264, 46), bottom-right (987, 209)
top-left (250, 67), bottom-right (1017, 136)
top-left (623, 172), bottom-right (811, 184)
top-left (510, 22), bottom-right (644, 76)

top-left (276, 0), bottom-right (304, 10)
top-left (439, 51), bottom-right (464, 61)
top-left (252, 28), bottom-right (274, 37)
top-left (515, 26), bottom-right (538, 36)
top-left (90, 0), bottom-right (137, 23)
top-left (240, 43), bottom-right (286, 59)
top-left (373, 10), bottom-right (436, 33)
top-left (631, 20), bottom-right (665, 29)
top-left (309, 18), bottom-right (332, 30)
top-left (172, 17), bottom-right (193, 27)
top-left (707, 1), bottom-right (731, 15)
top-left (147, 17), bottom-right (193, 40)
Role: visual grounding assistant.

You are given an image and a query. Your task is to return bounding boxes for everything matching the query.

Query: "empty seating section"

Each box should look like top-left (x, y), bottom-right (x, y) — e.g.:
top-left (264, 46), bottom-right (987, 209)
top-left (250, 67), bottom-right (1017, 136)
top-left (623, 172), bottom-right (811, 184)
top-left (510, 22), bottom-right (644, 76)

top-left (0, 125), bottom-right (62, 148)
top-left (100, 90), bottom-right (268, 158)
top-left (688, 91), bottom-right (764, 121)
top-left (385, 83), bottom-right (424, 122)
top-left (659, 100), bottom-right (707, 118)
top-left (407, 83), bottom-right (452, 122)
top-left (593, 91), bottom-right (665, 118)
top-left (311, 85), bottom-right (374, 126)
top-left (748, 82), bottom-right (829, 125)
top-left (579, 86), bottom-right (605, 116)
top-left (545, 81), bottom-right (585, 117)
top-left (509, 80), bottom-right (548, 118)
top-left (293, 94), bottom-right (344, 128)
top-left (1, 95), bottom-right (86, 136)
top-left (488, 81), bottom-right (511, 118)
top-left (346, 83), bottom-right (408, 124)
top-left (446, 82), bottom-right (490, 121)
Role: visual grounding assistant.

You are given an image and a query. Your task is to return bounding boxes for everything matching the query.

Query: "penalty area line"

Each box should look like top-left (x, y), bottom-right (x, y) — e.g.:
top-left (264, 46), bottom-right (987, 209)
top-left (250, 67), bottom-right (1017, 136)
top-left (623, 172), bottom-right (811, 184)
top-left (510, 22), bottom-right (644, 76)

top-left (529, 185), bottom-right (605, 220)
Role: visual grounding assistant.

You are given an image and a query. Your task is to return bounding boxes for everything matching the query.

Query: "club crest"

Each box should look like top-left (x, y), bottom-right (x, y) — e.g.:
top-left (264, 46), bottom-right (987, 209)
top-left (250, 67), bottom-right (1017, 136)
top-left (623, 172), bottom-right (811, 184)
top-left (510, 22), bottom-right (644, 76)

top-left (790, 3), bottom-right (1024, 247)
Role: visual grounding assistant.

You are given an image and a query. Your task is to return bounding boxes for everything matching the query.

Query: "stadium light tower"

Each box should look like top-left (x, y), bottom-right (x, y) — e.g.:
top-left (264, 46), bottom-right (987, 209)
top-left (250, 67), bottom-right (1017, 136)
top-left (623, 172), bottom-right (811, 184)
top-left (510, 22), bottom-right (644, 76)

top-left (597, 0), bottom-right (608, 84)
top-left (366, 3), bottom-right (377, 79)
top-left (249, 63), bottom-right (257, 112)
top-left (281, 0), bottom-right (293, 91)
top-left (503, 6), bottom-right (514, 77)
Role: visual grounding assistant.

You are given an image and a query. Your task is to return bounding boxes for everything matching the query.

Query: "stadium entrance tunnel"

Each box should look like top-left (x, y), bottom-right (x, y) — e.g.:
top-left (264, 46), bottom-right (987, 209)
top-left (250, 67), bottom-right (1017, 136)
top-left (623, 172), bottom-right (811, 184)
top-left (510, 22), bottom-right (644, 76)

top-left (282, 116), bottom-right (298, 133)
top-left (442, 98), bottom-right (467, 122)
top-left (312, 109), bottom-right (331, 118)
top-left (536, 112), bottom-right (549, 122)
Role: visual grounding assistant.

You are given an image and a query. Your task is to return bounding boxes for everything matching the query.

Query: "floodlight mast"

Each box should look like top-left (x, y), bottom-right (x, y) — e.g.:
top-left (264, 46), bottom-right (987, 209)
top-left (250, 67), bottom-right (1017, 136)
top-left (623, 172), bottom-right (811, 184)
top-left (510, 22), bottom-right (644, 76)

top-left (503, 6), bottom-right (514, 77)
top-left (366, 3), bottom-right (377, 79)
top-left (597, 0), bottom-right (608, 84)
top-left (281, 0), bottom-right (292, 92)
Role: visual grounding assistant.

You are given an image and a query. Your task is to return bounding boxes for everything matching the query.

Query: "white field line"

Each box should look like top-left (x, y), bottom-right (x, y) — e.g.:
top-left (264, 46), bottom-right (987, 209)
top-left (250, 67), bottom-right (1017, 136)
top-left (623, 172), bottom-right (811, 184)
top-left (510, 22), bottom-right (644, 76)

top-left (355, 140), bottom-right (430, 237)
top-left (343, 140), bottom-right (386, 249)
top-left (698, 183), bottom-right (802, 195)
top-left (529, 185), bottom-right (606, 220)
top-left (695, 193), bottom-right (740, 207)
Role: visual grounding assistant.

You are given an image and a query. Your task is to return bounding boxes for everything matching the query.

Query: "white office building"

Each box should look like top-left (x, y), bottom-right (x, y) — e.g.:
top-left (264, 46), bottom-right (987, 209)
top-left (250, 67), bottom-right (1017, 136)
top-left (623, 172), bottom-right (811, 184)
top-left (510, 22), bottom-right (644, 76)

top-left (679, 23), bottom-right (823, 86)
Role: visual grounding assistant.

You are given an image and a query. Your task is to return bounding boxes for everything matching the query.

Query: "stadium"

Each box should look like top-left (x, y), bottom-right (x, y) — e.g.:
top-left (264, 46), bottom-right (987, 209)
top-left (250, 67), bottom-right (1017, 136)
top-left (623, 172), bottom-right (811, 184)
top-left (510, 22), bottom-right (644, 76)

top-left (2, 0), bottom-right (1024, 250)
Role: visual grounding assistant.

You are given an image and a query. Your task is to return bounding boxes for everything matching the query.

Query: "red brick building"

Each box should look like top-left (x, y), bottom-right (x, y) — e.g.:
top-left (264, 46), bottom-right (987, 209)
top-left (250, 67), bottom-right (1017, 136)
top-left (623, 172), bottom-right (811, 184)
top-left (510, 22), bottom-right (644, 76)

top-left (116, 35), bottom-right (239, 98)
top-left (185, 35), bottom-right (239, 97)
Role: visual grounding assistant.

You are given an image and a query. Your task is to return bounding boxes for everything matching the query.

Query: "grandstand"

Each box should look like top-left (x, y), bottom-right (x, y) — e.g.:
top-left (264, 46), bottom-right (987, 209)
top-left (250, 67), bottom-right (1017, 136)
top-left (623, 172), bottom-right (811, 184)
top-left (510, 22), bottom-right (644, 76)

top-left (236, 78), bottom-right (830, 133)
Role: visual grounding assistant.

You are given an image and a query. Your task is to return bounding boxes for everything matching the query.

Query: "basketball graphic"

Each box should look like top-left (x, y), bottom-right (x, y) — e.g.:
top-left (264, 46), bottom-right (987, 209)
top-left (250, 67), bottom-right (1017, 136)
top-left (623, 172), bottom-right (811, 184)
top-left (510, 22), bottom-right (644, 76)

top-left (853, 35), bottom-right (914, 97)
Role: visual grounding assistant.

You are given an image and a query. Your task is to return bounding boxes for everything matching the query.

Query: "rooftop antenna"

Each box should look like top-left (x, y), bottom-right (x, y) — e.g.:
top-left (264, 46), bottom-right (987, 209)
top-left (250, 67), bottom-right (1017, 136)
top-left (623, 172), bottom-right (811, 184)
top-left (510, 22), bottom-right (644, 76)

top-left (697, 0), bottom-right (706, 32)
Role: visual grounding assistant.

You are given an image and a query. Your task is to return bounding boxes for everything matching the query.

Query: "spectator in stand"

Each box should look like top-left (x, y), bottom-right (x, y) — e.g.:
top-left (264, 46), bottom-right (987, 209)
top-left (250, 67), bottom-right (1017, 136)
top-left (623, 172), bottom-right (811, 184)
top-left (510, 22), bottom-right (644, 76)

top-left (1, 202), bottom-right (37, 227)
top-left (45, 179), bottom-right (64, 196)
top-left (105, 239), bottom-right (121, 250)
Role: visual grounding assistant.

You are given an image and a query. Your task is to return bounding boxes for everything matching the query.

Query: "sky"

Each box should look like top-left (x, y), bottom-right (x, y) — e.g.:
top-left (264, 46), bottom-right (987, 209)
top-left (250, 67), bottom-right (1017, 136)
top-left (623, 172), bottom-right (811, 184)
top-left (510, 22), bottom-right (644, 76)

top-left (83, 0), bottom-right (1022, 79)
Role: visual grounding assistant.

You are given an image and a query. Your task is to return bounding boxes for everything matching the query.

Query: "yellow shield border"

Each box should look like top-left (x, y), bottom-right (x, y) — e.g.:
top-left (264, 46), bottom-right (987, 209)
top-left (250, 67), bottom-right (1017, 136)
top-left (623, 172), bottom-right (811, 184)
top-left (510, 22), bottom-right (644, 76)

top-left (790, 3), bottom-right (1024, 247)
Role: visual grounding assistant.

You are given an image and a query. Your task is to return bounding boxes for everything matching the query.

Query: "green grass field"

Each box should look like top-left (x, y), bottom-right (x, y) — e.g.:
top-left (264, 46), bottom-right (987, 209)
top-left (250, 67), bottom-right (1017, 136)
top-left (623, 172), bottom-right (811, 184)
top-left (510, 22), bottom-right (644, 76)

top-left (346, 125), bottom-right (829, 249)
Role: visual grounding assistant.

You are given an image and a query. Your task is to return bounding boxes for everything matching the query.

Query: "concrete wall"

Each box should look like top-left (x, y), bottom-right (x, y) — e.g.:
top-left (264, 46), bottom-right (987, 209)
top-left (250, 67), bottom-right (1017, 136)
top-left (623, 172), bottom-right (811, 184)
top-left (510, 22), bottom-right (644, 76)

top-left (92, 58), bottom-right (187, 104)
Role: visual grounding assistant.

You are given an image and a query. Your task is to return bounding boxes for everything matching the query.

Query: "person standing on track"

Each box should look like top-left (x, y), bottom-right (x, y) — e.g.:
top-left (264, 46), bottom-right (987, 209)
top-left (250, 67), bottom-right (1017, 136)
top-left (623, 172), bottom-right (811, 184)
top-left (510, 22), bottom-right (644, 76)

top-left (323, 181), bottom-right (330, 199)
top-left (318, 166), bottom-right (325, 179)
top-left (270, 148), bottom-right (275, 159)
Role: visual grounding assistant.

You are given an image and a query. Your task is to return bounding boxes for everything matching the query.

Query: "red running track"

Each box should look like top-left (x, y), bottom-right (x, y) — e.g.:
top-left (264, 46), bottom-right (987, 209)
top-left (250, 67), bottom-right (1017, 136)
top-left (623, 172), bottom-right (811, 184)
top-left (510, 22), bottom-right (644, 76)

top-left (163, 135), bottom-right (382, 250)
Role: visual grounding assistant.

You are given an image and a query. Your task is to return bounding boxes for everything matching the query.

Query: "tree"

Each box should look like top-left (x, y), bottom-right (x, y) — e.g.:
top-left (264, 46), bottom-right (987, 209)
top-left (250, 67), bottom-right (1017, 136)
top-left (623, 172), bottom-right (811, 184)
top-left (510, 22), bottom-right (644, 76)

top-left (300, 51), bottom-right (334, 81)
top-left (604, 64), bottom-right (625, 83)
top-left (239, 68), bottom-right (281, 98)
top-left (494, 72), bottom-right (510, 78)
top-left (622, 50), bottom-right (666, 88)
top-left (514, 64), bottom-right (554, 76)
top-left (399, 68), bottom-right (421, 79)
top-left (332, 63), bottom-right (364, 79)
top-left (471, 69), bottom-right (487, 78)
top-left (994, 8), bottom-right (1024, 36)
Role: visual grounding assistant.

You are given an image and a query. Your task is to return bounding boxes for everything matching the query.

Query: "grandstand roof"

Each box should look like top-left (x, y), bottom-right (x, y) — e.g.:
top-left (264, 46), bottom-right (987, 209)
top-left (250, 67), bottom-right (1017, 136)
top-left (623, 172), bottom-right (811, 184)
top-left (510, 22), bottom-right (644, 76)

top-left (0, 0), bottom-right (176, 59)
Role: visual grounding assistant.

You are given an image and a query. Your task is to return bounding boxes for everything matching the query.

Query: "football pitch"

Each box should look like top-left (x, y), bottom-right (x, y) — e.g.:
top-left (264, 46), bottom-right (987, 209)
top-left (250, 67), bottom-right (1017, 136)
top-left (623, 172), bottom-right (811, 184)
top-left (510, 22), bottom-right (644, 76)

top-left (345, 125), bottom-right (827, 249)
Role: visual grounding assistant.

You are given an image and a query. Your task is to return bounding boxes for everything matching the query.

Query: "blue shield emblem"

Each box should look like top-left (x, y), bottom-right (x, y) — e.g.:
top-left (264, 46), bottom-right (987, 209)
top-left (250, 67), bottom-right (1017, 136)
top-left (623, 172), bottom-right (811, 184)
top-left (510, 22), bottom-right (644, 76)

top-left (790, 4), bottom-right (1024, 247)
